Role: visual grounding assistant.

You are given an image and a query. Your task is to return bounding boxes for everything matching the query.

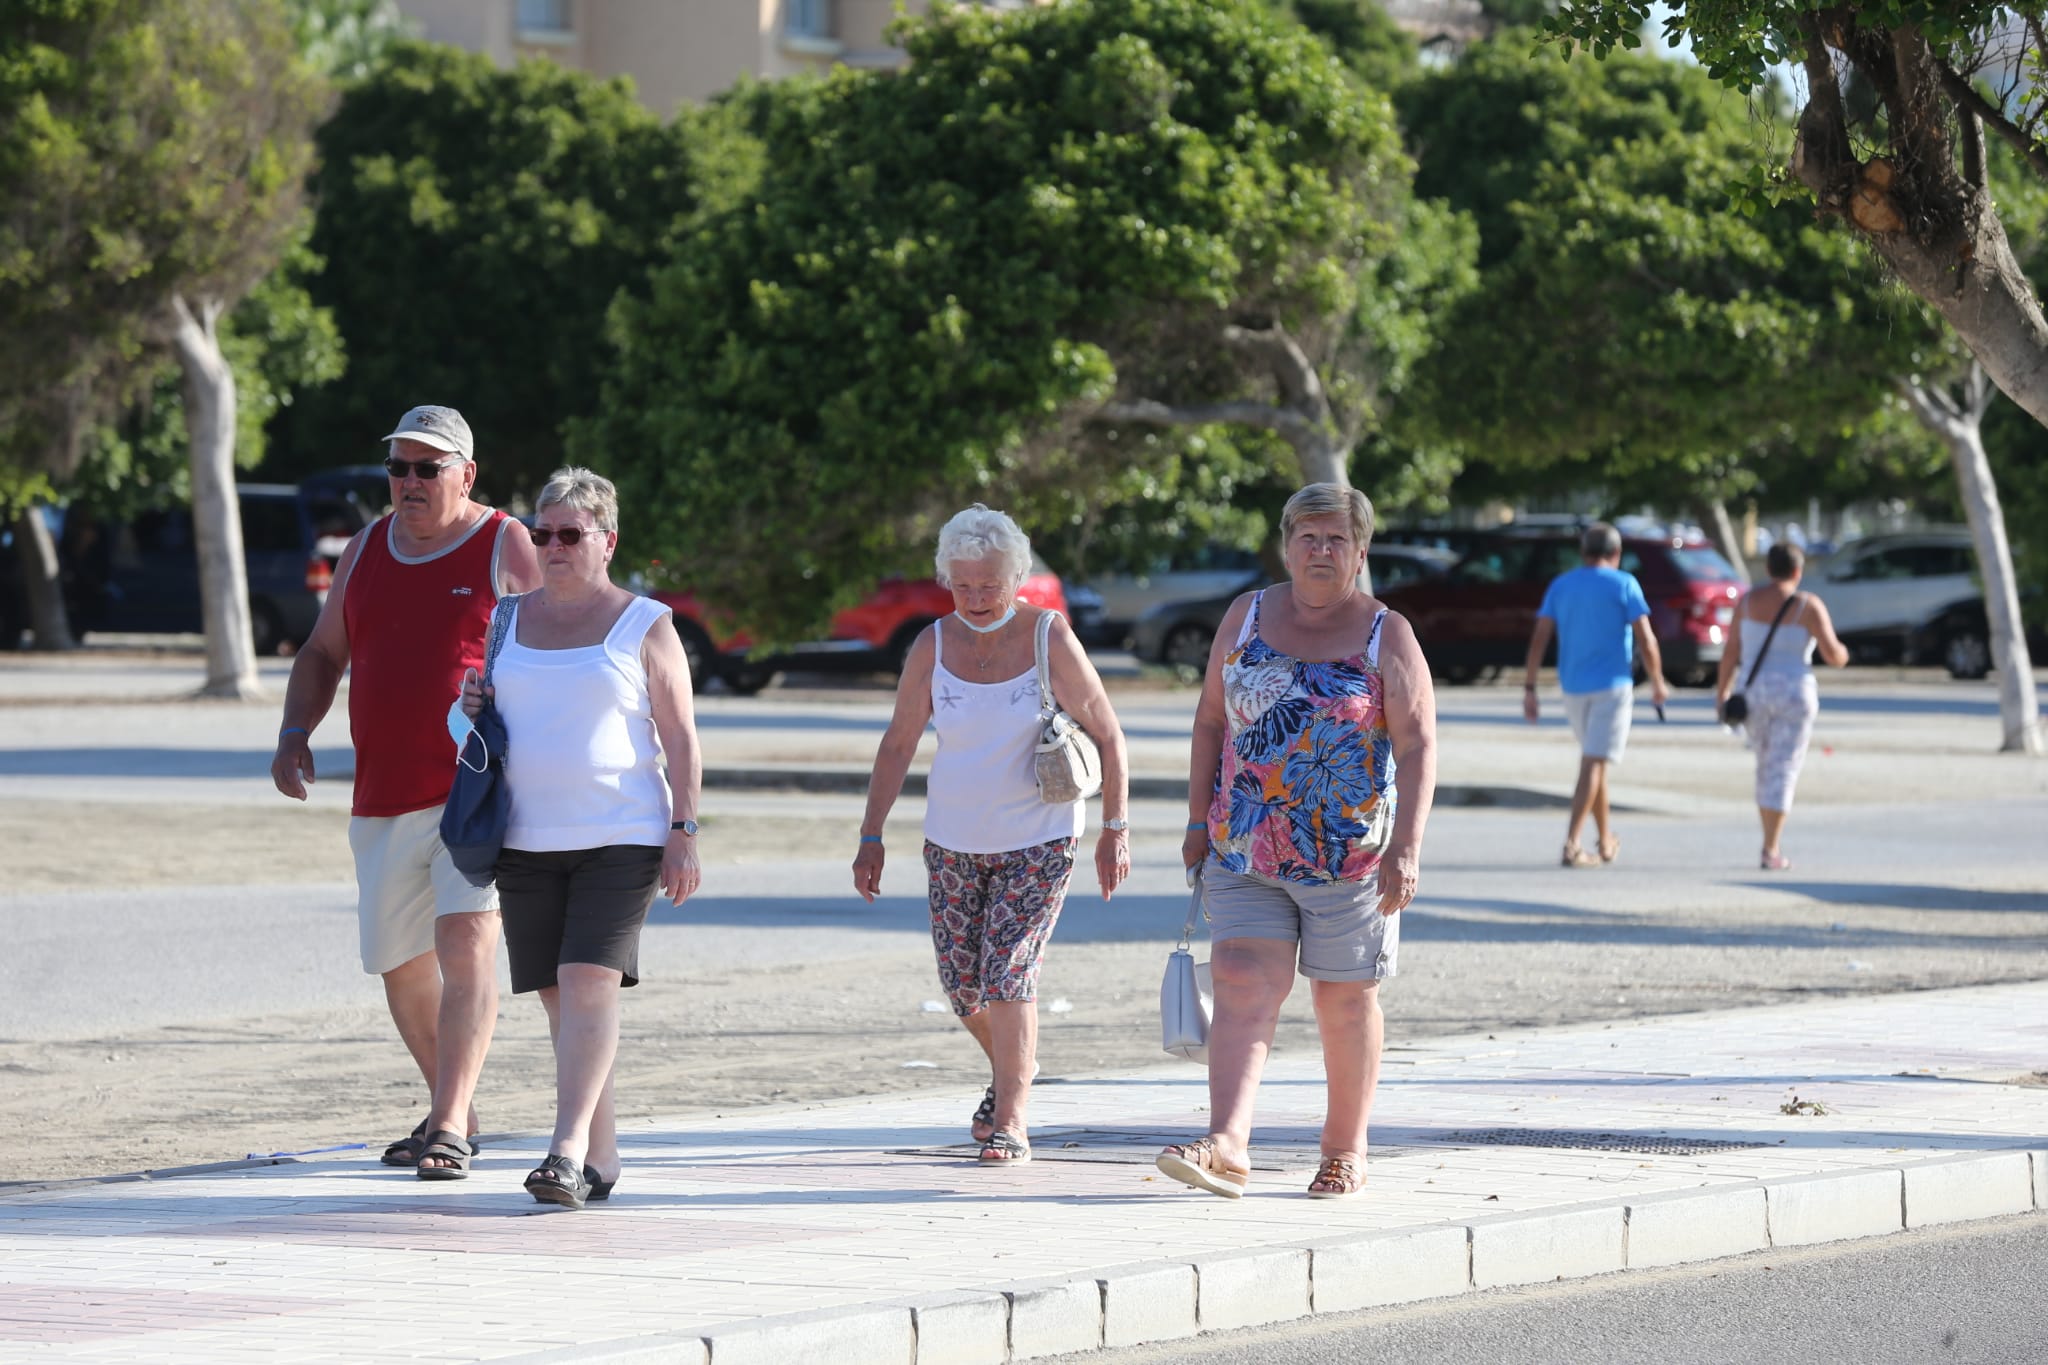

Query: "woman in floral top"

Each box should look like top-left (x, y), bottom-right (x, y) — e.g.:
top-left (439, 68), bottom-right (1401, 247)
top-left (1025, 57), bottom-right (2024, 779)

top-left (1156, 483), bottom-right (1437, 1200)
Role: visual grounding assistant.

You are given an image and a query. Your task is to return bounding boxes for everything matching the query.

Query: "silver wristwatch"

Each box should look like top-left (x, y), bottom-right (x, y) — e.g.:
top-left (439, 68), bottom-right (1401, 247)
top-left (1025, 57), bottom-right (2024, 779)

top-left (670, 818), bottom-right (700, 836)
top-left (1101, 817), bottom-right (1130, 832)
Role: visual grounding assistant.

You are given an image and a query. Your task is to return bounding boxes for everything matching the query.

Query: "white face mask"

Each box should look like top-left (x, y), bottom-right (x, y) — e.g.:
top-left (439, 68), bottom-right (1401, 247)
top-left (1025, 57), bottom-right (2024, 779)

top-left (956, 605), bottom-right (1017, 634)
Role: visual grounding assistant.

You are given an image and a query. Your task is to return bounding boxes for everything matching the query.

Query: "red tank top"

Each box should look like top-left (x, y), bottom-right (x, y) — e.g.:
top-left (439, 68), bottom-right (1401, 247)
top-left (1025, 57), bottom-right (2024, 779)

top-left (343, 509), bottom-right (506, 817)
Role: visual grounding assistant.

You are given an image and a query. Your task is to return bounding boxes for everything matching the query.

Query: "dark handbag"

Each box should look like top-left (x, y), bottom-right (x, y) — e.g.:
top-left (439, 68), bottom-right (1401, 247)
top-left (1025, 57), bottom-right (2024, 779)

top-left (1720, 592), bottom-right (1797, 727)
top-left (440, 595), bottom-right (521, 887)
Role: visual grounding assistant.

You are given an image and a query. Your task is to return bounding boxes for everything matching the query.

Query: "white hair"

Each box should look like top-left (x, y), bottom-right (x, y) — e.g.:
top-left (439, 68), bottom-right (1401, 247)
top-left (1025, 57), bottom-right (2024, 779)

top-left (934, 503), bottom-right (1032, 587)
top-left (535, 466), bottom-right (618, 532)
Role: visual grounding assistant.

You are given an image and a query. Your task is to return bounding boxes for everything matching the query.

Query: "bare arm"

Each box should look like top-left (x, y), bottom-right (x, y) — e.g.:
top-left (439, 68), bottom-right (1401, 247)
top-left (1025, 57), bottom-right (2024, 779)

top-left (852, 626), bottom-right (936, 902)
top-left (1182, 593), bottom-right (1253, 874)
top-left (1801, 594), bottom-right (1851, 668)
top-left (1045, 609), bottom-right (1130, 899)
top-left (496, 516), bottom-right (542, 594)
top-left (1632, 616), bottom-right (1669, 705)
top-left (271, 529), bottom-right (364, 799)
top-left (1521, 616), bottom-right (1555, 723)
top-left (643, 607), bottom-right (702, 905)
top-left (1375, 612), bottom-right (1436, 914)
top-left (1715, 605), bottom-right (1746, 702)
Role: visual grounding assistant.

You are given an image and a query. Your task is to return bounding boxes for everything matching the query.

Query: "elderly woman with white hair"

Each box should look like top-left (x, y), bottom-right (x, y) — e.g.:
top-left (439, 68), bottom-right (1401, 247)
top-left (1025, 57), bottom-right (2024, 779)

top-left (1157, 482), bottom-right (1437, 1201)
top-left (854, 504), bottom-right (1130, 1164)
top-left (458, 466), bottom-right (702, 1208)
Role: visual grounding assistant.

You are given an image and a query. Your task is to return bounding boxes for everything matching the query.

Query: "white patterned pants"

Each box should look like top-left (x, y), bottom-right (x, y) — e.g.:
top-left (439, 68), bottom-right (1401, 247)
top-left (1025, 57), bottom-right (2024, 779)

top-left (1745, 672), bottom-right (1819, 812)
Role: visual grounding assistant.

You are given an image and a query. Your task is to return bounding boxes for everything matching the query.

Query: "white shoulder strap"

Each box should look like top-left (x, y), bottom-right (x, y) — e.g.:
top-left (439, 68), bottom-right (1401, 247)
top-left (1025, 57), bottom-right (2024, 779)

top-left (1034, 610), bottom-right (1057, 716)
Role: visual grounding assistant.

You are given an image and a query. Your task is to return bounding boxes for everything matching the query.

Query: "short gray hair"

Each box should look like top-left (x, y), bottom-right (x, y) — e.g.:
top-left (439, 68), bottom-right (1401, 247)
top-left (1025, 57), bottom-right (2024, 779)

top-left (1280, 483), bottom-right (1374, 548)
top-left (934, 504), bottom-right (1033, 587)
top-left (535, 466), bottom-right (619, 532)
top-left (1580, 522), bottom-right (1621, 560)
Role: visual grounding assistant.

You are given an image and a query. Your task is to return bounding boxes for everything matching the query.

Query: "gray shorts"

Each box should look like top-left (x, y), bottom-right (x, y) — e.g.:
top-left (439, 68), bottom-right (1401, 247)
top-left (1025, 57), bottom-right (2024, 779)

top-left (1201, 860), bottom-right (1398, 982)
top-left (1563, 683), bottom-right (1634, 761)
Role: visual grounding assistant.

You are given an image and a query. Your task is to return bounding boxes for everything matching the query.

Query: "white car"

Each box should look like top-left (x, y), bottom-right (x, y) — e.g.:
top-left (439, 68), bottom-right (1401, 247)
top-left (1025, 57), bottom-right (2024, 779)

top-left (1804, 531), bottom-right (1978, 662)
top-left (1083, 545), bottom-right (1265, 643)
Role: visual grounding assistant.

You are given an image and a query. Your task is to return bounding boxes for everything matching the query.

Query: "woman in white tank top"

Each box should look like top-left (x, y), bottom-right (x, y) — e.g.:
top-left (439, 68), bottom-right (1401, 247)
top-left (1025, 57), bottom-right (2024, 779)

top-left (1714, 544), bottom-right (1848, 869)
top-left (853, 505), bottom-right (1131, 1165)
top-left (458, 468), bottom-right (703, 1208)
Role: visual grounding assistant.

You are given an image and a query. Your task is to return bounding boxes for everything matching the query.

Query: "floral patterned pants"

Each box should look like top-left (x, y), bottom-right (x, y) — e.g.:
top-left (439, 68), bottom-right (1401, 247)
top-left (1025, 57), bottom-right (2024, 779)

top-left (1746, 672), bottom-right (1819, 812)
top-left (922, 838), bottom-right (1076, 1017)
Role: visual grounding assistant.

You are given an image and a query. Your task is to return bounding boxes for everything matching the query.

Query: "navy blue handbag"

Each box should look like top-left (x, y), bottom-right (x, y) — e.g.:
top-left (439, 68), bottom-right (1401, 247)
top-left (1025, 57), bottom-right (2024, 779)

top-left (441, 596), bottom-right (520, 888)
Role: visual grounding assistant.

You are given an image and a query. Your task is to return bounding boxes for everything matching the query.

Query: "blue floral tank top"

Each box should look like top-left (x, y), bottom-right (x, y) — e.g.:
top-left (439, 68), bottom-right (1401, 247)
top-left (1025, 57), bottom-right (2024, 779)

top-left (1205, 590), bottom-right (1397, 885)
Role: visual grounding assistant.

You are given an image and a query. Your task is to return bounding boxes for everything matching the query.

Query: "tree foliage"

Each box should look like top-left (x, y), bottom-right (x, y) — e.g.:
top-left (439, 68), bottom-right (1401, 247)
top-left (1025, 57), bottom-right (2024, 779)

top-left (287, 41), bottom-right (759, 498)
top-left (579, 0), bottom-right (1432, 639)
top-left (1401, 35), bottom-right (1939, 507)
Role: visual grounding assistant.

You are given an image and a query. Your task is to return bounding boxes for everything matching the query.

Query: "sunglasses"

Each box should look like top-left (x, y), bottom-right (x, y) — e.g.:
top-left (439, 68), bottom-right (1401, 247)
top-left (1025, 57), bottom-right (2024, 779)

top-left (531, 526), bottom-right (604, 546)
top-left (384, 456), bottom-right (467, 480)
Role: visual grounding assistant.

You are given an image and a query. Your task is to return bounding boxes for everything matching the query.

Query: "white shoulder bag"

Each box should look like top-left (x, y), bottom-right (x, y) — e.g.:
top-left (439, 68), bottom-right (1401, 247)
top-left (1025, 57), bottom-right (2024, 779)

top-left (1033, 610), bottom-right (1103, 804)
top-left (1160, 866), bottom-right (1213, 1063)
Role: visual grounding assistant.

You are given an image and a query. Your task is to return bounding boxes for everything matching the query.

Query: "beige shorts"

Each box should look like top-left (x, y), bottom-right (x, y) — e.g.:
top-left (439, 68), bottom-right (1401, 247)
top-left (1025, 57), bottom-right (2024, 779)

top-left (1563, 683), bottom-right (1634, 762)
top-left (349, 806), bottom-right (499, 975)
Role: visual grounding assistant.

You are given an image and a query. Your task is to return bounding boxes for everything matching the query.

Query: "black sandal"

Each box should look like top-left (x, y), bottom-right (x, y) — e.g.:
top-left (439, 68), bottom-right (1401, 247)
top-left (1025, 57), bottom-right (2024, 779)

top-left (414, 1130), bottom-right (476, 1181)
top-left (525, 1154), bottom-right (590, 1209)
top-left (381, 1119), bottom-right (428, 1167)
top-left (970, 1085), bottom-right (997, 1140)
top-left (583, 1165), bottom-right (618, 1202)
top-left (977, 1130), bottom-right (1031, 1164)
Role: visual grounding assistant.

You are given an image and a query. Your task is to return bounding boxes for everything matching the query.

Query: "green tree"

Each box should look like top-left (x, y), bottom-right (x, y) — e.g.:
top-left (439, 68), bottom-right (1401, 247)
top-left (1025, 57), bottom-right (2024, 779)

top-left (288, 42), bottom-right (760, 499)
top-left (1548, 2), bottom-right (2043, 751)
top-left (1401, 37), bottom-right (1939, 571)
top-left (579, 0), bottom-right (1450, 640)
top-left (0, 0), bottom-right (327, 692)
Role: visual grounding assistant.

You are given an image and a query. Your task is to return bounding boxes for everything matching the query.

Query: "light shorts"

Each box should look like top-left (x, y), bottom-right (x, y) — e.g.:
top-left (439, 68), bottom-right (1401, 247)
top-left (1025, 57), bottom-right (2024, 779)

top-left (1562, 683), bottom-right (1634, 762)
top-left (1201, 859), bottom-right (1398, 982)
top-left (348, 806), bottom-right (499, 975)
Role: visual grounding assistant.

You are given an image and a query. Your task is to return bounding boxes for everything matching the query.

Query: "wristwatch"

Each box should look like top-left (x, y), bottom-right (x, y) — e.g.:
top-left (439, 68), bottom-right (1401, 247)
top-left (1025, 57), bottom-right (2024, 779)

top-left (1101, 817), bottom-right (1130, 832)
top-left (670, 818), bottom-right (699, 836)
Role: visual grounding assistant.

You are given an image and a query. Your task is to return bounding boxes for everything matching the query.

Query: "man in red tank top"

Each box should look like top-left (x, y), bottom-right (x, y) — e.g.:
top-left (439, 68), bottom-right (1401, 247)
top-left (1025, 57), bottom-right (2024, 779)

top-left (271, 405), bottom-right (540, 1177)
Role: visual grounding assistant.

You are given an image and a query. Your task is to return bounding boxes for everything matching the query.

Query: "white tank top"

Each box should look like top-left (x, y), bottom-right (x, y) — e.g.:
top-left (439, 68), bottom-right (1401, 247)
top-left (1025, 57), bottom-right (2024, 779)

top-left (1738, 593), bottom-right (1817, 681)
top-left (494, 594), bottom-right (674, 852)
top-left (924, 619), bottom-right (1086, 854)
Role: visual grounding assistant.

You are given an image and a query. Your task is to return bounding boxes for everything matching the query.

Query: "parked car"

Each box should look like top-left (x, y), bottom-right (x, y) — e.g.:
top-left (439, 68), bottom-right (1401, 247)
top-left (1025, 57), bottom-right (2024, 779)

top-left (63, 484), bottom-right (372, 654)
top-left (1802, 531), bottom-right (1981, 665)
top-left (1129, 544), bottom-right (1457, 673)
top-left (1378, 533), bottom-right (1743, 686)
top-left (1905, 592), bottom-right (2048, 679)
top-left (651, 559), bottom-right (1071, 694)
top-left (1081, 544), bottom-right (1266, 646)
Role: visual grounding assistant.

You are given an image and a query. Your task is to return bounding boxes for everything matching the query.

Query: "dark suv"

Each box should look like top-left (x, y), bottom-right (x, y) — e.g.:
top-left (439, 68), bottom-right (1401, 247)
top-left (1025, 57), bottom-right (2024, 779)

top-left (63, 484), bottom-right (370, 654)
top-left (1378, 533), bottom-right (1742, 685)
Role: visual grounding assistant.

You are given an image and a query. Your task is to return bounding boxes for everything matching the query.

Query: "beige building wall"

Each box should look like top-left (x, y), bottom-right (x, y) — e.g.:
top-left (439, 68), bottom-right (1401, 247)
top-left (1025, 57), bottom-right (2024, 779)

top-left (391, 1), bottom-right (1044, 114)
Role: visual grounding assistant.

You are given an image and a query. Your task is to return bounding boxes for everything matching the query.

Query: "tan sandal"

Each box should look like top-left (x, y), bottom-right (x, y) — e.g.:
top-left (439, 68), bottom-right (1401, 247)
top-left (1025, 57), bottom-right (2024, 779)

top-left (1306, 1155), bottom-right (1365, 1199)
top-left (1598, 834), bottom-right (1620, 863)
top-left (1561, 842), bottom-right (1601, 868)
top-left (1156, 1137), bottom-right (1249, 1199)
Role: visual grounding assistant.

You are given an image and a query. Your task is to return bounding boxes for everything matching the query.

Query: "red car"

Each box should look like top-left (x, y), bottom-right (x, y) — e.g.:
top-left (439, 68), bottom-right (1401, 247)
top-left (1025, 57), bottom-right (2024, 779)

top-left (651, 562), bottom-right (1069, 693)
top-left (1378, 532), bottom-right (1741, 686)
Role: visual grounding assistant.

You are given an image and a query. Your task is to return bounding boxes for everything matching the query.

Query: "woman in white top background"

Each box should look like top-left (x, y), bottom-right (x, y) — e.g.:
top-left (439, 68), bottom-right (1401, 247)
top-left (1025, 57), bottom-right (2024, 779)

top-left (1715, 542), bottom-right (1848, 870)
top-left (460, 467), bottom-right (702, 1208)
top-left (853, 505), bottom-right (1130, 1164)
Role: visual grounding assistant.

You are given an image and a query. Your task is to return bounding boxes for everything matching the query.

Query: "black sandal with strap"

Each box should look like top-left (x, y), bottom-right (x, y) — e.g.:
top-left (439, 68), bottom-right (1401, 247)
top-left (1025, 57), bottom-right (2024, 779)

top-left (970, 1085), bottom-right (997, 1140)
top-left (414, 1130), bottom-right (476, 1181)
top-left (525, 1154), bottom-right (590, 1209)
top-left (977, 1130), bottom-right (1031, 1164)
top-left (582, 1165), bottom-right (618, 1202)
top-left (381, 1119), bottom-right (429, 1168)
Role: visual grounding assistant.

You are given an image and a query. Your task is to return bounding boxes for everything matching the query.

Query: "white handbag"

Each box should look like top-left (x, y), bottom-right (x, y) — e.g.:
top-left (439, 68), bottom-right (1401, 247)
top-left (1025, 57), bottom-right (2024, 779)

top-left (1033, 610), bottom-right (1103, 804)
top-left (1160, 867), bottom-right (1213, 1064)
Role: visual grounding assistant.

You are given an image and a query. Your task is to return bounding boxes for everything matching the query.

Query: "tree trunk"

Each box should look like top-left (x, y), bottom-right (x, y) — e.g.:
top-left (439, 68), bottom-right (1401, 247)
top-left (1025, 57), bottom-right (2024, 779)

top-left (168, 294), bottom-right (262, 700)
top-left (1902, 370), bottom-right (2043, 755)
top-left (12, 503), bottom-right (76, 650)
top-left (1698, 496), bottom-right (1751, 586)
top-left (1288, 431), bottom-right (1349, 488)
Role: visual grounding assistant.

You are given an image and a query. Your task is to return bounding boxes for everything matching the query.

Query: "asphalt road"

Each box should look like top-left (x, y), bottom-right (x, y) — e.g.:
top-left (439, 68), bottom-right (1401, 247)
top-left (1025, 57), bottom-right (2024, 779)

top-left (1058, 1212), bottom-right (2048, 1365)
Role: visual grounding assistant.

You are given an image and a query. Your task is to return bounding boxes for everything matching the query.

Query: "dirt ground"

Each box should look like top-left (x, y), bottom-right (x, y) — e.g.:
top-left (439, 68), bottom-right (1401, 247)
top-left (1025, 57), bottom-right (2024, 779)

top-left (8, 792), bottom-right (2048, 1185)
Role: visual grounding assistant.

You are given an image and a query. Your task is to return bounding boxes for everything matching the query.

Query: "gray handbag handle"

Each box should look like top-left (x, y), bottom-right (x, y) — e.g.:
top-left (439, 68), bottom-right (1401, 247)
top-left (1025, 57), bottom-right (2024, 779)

top-left (1033, 609), bottom-right (1057, 718)
top-left (1180, 864), bottom-right (1204, 950)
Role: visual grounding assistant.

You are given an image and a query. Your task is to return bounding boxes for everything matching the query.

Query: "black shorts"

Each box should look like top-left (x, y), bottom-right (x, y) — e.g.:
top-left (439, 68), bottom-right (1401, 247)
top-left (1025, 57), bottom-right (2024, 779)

top-left (496, 844), bottom-right (661, 994)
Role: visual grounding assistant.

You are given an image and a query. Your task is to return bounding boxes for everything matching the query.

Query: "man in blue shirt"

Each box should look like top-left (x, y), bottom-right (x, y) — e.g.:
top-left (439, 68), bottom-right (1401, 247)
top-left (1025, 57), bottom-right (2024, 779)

top-left (1521, 524), bottom-right (1668, 867)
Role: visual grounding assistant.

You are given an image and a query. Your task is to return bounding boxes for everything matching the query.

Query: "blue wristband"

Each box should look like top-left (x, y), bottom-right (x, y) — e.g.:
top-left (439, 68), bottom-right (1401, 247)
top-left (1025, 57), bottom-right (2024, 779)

top-left (859, 835), bottom-right (883, 844)
top-left (279, 726), bottom-right (308, 738)
top-left (1186, 821), bottom-right (1206, 831)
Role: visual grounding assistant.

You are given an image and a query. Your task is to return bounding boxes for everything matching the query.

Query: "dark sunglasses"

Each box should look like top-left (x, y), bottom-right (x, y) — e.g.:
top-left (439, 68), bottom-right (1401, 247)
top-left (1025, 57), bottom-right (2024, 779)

top-left (384, 456), bottom-right (466, 480)
top-left (531, 526), bottom-right (603, 546)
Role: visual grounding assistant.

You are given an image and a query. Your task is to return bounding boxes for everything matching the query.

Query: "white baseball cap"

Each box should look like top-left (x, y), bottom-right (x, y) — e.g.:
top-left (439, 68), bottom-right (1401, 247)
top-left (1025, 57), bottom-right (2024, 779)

top-left (381, 405), bottom-right (474, 460)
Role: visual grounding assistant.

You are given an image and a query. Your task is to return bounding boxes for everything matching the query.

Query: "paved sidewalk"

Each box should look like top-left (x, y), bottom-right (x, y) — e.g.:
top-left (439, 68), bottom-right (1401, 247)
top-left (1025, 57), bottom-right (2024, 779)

top-left (4, 983), bottom-right (2044, 1363)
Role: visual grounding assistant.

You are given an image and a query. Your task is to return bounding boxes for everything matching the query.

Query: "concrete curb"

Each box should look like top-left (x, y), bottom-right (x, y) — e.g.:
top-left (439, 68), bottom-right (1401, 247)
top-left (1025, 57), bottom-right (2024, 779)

top-left (506, 1148), bottom-right (2046, 1364)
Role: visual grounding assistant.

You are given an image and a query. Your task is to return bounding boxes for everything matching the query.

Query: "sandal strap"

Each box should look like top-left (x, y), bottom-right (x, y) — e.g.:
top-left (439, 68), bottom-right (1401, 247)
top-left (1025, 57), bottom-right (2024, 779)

top-left (981, 1130), bottom-right (1029, 1158)
top-left (972, 1085), bottom-right (997, 1126)
top-left (527, 1153), bottom-right (583, 1188)
top-left (1166, 1137), bottom-right (1248, 1178)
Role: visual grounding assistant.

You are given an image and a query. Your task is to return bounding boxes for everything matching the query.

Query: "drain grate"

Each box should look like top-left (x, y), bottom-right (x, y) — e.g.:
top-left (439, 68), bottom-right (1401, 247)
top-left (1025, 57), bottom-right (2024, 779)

top-left (890, 1128), bottom-right (1426, 1171)
top-left (1442, 1128), bottom-right (1763, 1157)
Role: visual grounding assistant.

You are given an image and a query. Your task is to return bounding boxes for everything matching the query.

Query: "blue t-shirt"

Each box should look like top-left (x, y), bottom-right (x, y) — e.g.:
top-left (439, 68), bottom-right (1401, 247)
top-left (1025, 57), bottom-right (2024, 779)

top-left (1538, 565), bottom-right (1650, 694)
